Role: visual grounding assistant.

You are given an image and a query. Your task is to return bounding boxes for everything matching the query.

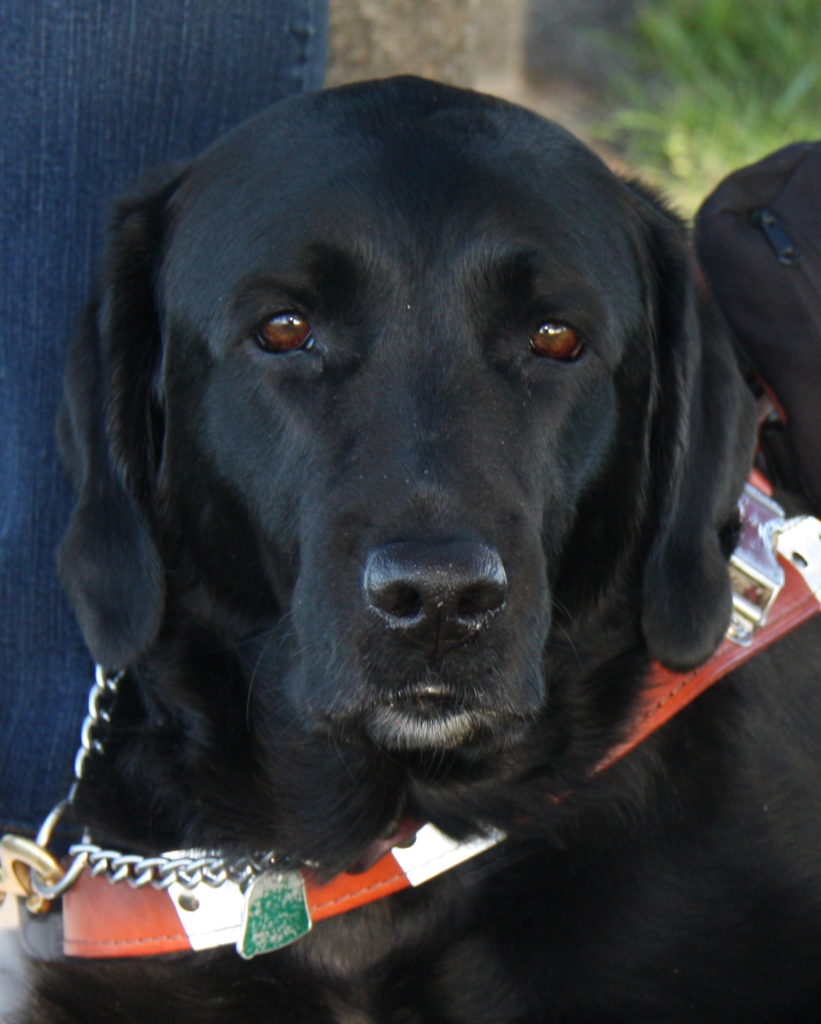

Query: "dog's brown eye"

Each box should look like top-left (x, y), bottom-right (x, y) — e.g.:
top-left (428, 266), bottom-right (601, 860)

top-left (529, 322), bottom-right (585, 361)
top-left (255, 313), bottom-right (313, 353)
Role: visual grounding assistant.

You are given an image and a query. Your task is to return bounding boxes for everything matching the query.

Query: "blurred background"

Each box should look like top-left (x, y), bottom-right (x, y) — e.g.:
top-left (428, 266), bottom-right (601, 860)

top-left (327, 0), bottom-right (820, 216)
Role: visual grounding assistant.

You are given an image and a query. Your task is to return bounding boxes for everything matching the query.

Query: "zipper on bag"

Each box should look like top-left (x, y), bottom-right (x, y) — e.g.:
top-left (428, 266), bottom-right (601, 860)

top-left (751, 207), bottom-right (803, 265)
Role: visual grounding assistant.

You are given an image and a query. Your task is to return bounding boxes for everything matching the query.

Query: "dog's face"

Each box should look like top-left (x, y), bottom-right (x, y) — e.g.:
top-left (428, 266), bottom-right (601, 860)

top-left (159, 81), bottom-right (652, 751)
top-left (58, 78), bottom-right (754, 859)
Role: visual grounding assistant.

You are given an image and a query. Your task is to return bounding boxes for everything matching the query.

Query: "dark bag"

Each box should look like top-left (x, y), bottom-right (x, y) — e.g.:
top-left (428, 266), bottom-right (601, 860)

top-left (695, 141), bottom-right (821, 513)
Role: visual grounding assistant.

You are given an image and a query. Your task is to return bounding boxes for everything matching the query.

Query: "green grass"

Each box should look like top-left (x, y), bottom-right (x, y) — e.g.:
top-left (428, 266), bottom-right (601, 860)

top-left (601, 0), bottom-right (821, 215)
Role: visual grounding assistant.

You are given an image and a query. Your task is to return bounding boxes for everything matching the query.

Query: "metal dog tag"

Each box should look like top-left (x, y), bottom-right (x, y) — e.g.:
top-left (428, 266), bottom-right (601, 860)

top-left (237, 871), bottom-right (311, 959)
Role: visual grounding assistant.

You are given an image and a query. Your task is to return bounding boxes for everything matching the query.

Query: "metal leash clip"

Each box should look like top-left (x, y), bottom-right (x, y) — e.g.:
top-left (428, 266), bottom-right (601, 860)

top-left (0, 666), bottom-right (122, 914)
top-left (0, 804), bottom-right (72, 914)
top-left (1, 664), bottom-right (286, 926)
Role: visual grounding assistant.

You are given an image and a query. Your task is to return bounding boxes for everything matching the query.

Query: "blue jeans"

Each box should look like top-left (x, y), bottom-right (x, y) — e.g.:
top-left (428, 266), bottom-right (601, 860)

top-left (0, 0), bottom-right (328, 835)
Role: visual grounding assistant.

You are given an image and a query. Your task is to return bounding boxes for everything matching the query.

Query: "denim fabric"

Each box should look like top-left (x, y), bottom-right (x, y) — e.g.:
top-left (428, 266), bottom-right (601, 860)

top-left (0, 0), bottom-right (328, 834)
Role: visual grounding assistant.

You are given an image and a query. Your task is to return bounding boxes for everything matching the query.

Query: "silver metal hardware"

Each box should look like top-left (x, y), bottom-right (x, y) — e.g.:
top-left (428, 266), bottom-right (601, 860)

top-left (65, 843), bottom-right (279, 892)
top-left (727, 484), bottom-right (821, 646)
top-left (22, 666), bottom-right (124, 904)
top-left (727, 485), bottom-right (787, 645)
top-left (70, 666), bottom-right (122, 804)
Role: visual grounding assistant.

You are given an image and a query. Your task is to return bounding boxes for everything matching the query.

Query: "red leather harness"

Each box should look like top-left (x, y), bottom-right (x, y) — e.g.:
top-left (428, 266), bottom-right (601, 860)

top-left (600, 553), bottom-right (819, 771)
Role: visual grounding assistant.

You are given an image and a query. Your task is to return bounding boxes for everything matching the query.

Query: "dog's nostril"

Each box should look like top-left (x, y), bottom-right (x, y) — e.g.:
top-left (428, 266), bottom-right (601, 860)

top-left (363, 540), bottom-right (507, 639)
top-left (378, 582), bottom-right (425, 620)
top-left (456, 581), bottom-right (506, 620)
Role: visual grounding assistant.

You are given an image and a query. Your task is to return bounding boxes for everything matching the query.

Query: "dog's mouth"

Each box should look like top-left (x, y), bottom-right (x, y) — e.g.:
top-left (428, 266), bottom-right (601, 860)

top-left (363, 684), bottom-right (506, 752)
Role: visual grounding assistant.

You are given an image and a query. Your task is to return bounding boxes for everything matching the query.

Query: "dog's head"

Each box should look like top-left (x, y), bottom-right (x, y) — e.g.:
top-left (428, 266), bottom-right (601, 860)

top-left (59, 78), bottom-right (754, 856)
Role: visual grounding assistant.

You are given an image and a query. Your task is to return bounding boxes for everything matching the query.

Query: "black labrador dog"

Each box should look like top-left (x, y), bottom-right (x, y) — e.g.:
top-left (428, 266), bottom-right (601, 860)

top-left (26, 77), bottom-right (821, 1022)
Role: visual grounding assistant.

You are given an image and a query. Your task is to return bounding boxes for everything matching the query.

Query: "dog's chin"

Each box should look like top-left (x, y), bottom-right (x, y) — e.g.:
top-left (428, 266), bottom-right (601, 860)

top-left (361, 692), bottom-right (531, 754)
top-left (302, 670), bottom-right (542, 757)
top-left (365, 702), bottom-right (491, 752)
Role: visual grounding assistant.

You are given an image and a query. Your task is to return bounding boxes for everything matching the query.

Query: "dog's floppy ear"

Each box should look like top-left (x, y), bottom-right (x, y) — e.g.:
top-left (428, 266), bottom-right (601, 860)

top-left (634, 189), bottom-right (756, 671)
top-left (57, 174), bottom-right (181, 670)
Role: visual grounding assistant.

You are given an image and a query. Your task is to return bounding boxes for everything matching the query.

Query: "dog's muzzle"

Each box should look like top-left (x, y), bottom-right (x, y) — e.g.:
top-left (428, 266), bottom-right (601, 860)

top-left (358, 539), bottom-right (511, 750)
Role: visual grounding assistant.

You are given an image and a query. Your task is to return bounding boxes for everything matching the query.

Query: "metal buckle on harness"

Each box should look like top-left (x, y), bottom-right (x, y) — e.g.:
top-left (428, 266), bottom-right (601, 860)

top-left (728, 483), bottom-right (821, 646)
top-left (727, 484), bottom-right (787, 646)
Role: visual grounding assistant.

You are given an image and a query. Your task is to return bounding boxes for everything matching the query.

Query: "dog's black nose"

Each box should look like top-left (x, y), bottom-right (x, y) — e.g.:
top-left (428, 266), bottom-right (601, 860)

top-left (363, 540), bottom-right (507, 646)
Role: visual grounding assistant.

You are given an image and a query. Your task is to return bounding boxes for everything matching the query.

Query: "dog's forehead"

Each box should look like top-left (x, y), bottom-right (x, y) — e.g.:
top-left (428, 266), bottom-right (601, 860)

top-left (162, 79), bottom-right (643, 324)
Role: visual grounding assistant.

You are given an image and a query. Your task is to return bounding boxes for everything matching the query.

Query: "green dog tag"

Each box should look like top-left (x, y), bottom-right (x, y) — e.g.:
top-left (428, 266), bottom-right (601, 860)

top-left (237, 871), bottom-right (312, 959)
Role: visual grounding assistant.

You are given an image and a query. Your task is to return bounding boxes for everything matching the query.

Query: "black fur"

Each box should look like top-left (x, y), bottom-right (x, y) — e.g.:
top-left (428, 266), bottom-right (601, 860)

top-left (26, 78), bottom-right (821, 1022)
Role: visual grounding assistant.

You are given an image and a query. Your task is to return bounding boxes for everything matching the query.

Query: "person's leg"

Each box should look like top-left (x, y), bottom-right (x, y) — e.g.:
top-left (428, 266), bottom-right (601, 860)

top-left (0, 0), bottom-right (328, 835)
